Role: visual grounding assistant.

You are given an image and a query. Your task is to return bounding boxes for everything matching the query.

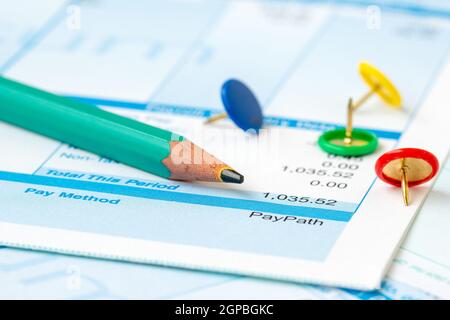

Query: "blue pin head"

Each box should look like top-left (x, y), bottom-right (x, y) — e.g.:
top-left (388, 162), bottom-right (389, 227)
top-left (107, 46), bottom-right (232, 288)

top-left (221, 79), bottom-right (263, 133)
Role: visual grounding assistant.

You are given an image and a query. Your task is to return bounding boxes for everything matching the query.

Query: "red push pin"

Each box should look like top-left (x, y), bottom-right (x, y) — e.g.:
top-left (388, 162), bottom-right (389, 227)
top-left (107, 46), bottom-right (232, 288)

top-left (375, 148), bottom-right (439, 206)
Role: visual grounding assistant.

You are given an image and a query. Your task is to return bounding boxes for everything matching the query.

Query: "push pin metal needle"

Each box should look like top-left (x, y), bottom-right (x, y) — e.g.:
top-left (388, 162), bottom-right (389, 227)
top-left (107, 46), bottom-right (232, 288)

top-left (318, 96), bottom-right (378, 156)
top-left (205, 79), bottom-right (263, 133)
top-left (400, 158), bottom-right (409, 205)
top-left (344, 97), bottom-right (354, 145)
top-left (375, 148), bottom-right (439, 206)
top-left (204, 113), bottom-right (227, 123)
top-left (352, 83), bottom-right (380, 110)
top-left (318, 61), bottom-right (402, 157)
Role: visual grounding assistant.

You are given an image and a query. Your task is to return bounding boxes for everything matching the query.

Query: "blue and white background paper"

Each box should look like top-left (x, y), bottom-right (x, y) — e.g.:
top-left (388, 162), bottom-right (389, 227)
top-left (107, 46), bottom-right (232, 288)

top-left (0, 0), bottom-right (449, 298)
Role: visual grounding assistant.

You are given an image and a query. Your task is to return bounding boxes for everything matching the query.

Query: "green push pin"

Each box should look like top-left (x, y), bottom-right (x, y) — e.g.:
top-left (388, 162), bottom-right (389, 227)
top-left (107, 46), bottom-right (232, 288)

top-left (318, 61), bottom-right (402, 156)
top-left (318, 98), bottom-right (378, 156)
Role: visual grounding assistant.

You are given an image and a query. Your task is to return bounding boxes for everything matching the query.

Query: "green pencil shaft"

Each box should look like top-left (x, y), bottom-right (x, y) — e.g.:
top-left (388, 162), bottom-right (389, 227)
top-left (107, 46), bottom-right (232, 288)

top-left (0, 76), bottom-right (184, 178)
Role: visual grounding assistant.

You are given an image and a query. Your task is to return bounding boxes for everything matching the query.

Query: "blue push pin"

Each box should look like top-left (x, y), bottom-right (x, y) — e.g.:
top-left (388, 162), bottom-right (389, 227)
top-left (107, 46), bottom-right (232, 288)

top-left (205, 79), bottom-right (263, 132)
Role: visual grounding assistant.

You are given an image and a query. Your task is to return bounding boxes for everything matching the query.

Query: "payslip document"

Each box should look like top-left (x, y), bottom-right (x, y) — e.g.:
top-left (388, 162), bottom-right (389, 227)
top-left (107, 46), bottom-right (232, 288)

top-left (0, 0), bottom-right (449, 290)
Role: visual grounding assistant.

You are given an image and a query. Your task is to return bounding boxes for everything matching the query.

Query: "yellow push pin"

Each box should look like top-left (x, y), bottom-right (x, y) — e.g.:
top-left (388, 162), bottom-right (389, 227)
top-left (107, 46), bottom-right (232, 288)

top-left (353, 61), bottom-right (402, 110)
top-left (318, 61), bottom-right (402, 156)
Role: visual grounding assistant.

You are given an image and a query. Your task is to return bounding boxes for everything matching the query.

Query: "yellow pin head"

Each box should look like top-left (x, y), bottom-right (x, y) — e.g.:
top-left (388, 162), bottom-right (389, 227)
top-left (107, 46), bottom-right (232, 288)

top-left (358, 61), bottom-right (402, 108)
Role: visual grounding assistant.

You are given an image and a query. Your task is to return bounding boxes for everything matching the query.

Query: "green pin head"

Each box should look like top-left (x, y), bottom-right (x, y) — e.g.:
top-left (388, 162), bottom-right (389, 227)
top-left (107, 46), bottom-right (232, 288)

top-left (318, 128), bottom-right (378, 156)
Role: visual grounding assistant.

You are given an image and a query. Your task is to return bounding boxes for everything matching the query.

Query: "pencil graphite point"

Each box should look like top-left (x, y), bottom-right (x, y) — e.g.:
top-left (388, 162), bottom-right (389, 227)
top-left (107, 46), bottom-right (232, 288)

top-left (220, 168), bottom-right (244, 184)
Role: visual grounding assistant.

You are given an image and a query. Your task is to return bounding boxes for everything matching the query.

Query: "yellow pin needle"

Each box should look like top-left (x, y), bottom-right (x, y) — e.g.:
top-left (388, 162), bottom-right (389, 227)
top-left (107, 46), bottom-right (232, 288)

top-left (352, 83), bottom-right (380, 111)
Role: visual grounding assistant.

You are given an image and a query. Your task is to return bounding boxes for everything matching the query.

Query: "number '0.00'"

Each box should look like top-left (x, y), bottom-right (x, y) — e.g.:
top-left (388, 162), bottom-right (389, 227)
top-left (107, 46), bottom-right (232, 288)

top-left (310, 180), bottom-right (348, 189)
top-left (321, 161), bottom-right (359, 170)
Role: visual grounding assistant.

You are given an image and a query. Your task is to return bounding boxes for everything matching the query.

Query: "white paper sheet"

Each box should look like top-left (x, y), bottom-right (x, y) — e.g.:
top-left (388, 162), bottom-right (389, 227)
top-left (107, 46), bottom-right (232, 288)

top-left (0, 0), bottom-right (449, 290)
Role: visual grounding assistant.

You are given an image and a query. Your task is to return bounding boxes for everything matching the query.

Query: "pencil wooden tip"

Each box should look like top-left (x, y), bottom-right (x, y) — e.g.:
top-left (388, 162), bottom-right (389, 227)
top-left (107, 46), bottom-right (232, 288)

top-left (163, 140), bottom-right (245, 183)
top-left (220, 168), bottom-right (244, 184)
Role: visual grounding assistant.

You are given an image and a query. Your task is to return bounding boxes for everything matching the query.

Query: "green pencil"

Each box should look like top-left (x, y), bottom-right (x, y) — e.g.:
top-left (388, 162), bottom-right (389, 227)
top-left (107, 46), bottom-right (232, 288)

top-left (0, 76), bottom-right (244, 184)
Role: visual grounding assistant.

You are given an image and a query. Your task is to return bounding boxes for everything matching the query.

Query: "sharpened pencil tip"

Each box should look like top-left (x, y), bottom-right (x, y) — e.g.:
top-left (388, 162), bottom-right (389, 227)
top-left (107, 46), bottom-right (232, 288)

top-left (220, 169), bottom-right (244, 184)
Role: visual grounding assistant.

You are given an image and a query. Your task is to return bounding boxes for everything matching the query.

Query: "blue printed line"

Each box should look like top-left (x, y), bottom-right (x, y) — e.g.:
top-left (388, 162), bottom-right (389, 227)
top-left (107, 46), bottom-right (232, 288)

top-left (399, 247), bottom-right (450, 271)
top-left (263, 13), bottom-right (334, 107)
top-left (147, 2), bottom-right (227, 100)
top-left (0, 171), bottom-right (353, 222)
top-left (341, 286), bottom-right (391, 300)
top-left (288, 0), bottom-right (450, 19)
top-left (329, 0), bottom-right (450, 19)
top-left (399, 41), bottom-right (450, 139)
top-left (159, 276), bottom-right (240, 299)
top-left (66, 95), bottom-right (401, 140)
top-left (353, 177), bottom-right (377, 214)
top-left (21, 270), bottom-right (66, 285)
top-left (66, 96), bottom-right (149, 110)
top-left (32, 143), bottom-right (64, 175)
top-left (0, 1), bottom-right (69, 73)
top-left (0, 254), bottom-right (54, 272)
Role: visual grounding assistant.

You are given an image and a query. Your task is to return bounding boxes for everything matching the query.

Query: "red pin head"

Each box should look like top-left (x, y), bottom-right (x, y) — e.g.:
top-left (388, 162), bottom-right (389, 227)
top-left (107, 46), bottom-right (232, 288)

top-left (375, 148), bottom-right (439, 206)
